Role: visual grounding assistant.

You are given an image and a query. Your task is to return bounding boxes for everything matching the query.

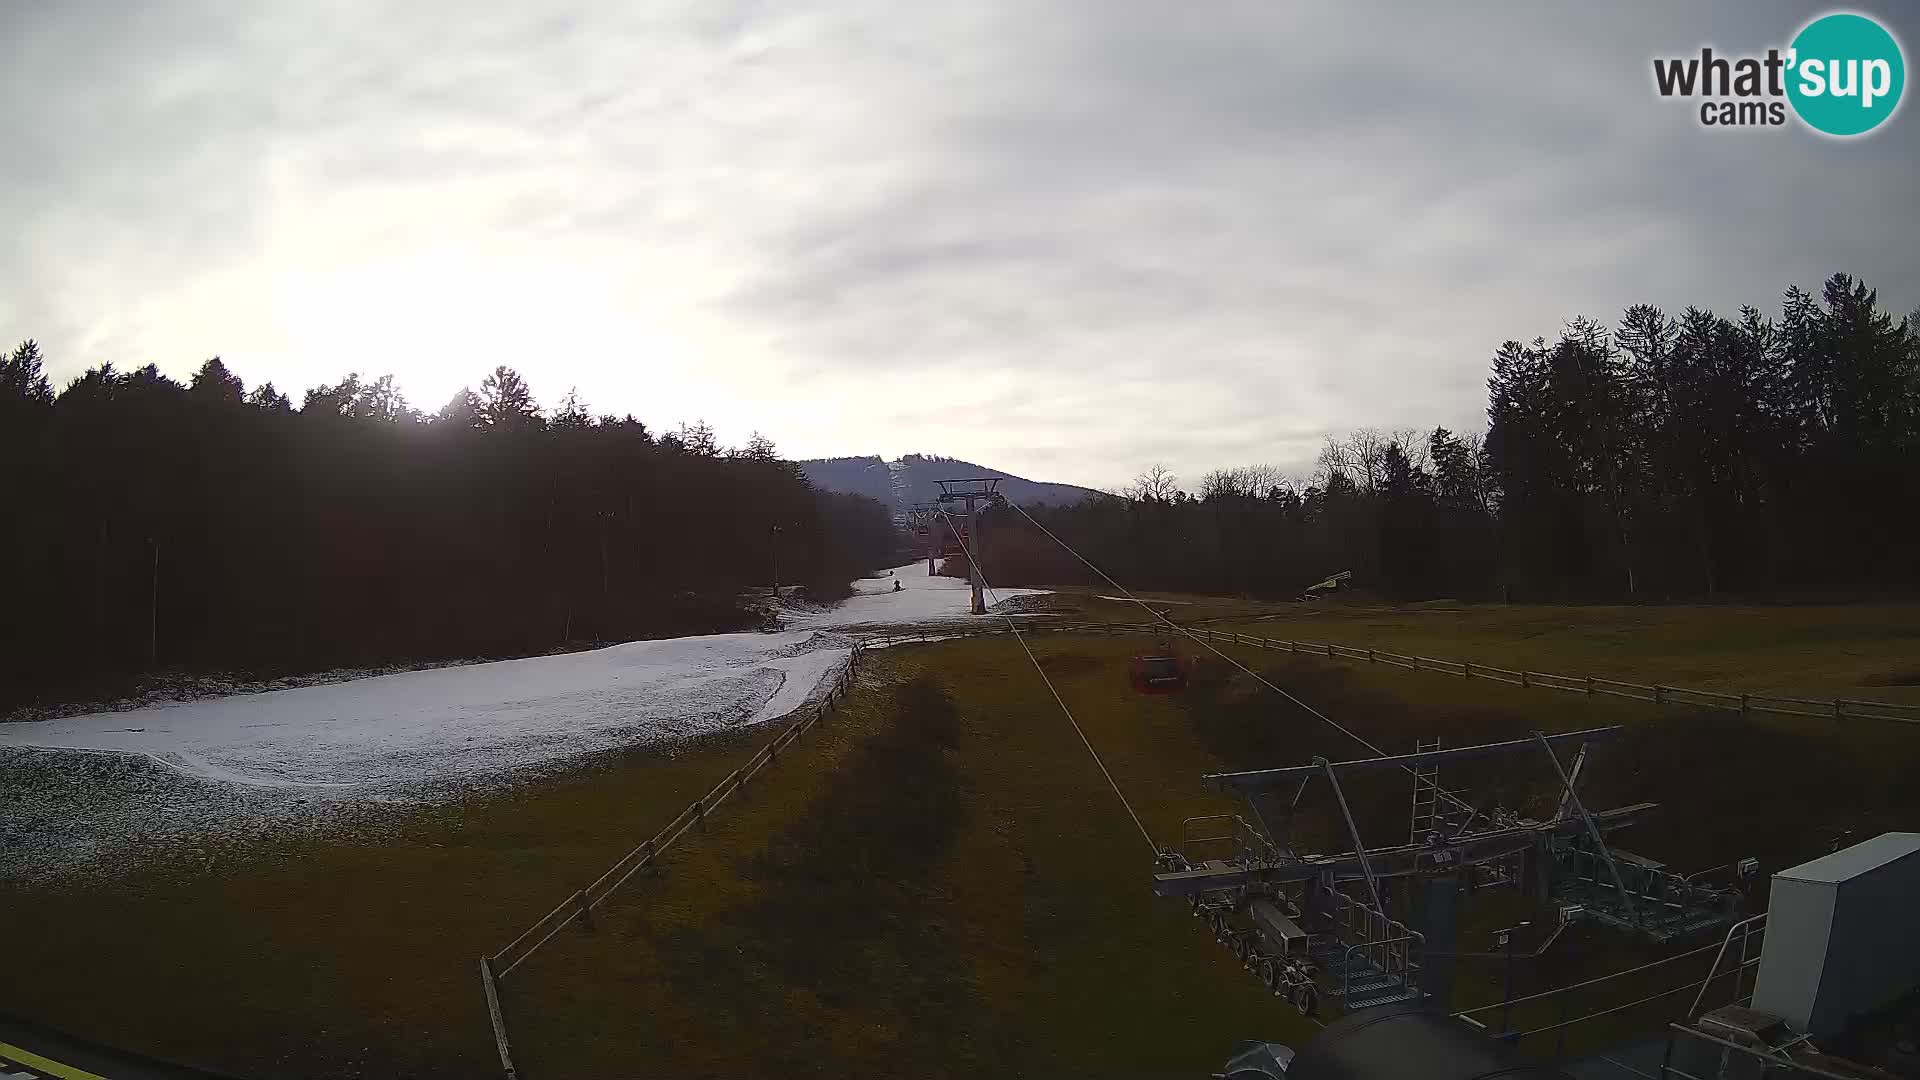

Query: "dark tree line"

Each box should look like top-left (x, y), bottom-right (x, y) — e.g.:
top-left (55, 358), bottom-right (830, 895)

top-left (973, 426), bottom-right (1497, 600)
top-left (1488, 274), bottom-right (1919, 599)
top-left (0, 351), bottom-right (892, 707)
top-left (977, 274), bottom-right (1919, 602)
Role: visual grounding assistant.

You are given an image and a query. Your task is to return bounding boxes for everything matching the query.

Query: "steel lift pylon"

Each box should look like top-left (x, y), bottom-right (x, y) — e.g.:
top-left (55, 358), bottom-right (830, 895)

top-left (934, 478), bottom-right (1002, 615)
top-left (1154, 726), bottom-right (1756, 1019)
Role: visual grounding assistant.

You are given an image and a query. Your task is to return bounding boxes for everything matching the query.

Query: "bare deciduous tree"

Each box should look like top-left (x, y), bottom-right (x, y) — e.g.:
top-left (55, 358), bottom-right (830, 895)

top-left (1126, 463), bottom-right (1181, 502)
top-left (1389, 427), bottom-right (1430, 474)
top-left (1201, 464), bottom-right (1289, 500)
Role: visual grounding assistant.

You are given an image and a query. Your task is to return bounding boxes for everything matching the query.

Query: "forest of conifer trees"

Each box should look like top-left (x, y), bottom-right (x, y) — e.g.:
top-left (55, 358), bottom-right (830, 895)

top-left (5, 272), bottom-right (1914, 706)
top-left (0, 353), bottom-right (893, 707)
top-left (982, 273), bottom-right (1920, 602)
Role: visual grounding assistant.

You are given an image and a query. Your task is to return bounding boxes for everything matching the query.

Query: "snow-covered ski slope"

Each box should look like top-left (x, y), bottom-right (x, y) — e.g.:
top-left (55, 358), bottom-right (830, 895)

top-left (0, 632), bottom-right (848, 790)
top-left (0, 562), bottom-right (1042, 793)
top-left (788, 557), bottom-right (1042, 629)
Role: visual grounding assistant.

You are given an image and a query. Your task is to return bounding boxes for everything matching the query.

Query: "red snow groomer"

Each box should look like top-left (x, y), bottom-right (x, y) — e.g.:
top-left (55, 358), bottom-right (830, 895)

top-left (1128, 643), bottom-right (1191, 694)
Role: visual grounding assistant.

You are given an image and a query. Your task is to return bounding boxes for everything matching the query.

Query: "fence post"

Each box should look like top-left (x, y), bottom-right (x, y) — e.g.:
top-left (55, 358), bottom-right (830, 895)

top-left (1655, 685), bottom-right (1665, 706)
top-left (694, 795), bottom-right (707, 830)
top-left (1585, 676), bottom-right (1594, 697)
top-left (574, 889), bottom-right (594, 933)
top-left (1368, 649), bottom-right (1376, 663)
top-left (1326, 643), bottom-right (1335, 659)
top-left (480, 956), bottom-right (519, 1079)
top-left (1835, 699), bottom-right (1844, 721)
top-left (1521, 671), bottom-right (1530, 688)
top-left (1741, 693), bottom-right (1749, 717)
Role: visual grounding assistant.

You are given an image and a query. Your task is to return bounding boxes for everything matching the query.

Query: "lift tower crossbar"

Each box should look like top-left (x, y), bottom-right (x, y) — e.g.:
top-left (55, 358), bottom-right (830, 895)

top-left (934, 478), bottom-right (1003, 615)
top-left (1204, 726), bottom-right (1625, 792)
top-left (903, 505), bottom-right (935, 573)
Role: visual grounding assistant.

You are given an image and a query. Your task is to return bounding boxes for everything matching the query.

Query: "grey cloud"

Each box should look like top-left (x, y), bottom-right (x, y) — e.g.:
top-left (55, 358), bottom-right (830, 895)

top-left (715, 2), bottom-right (1918, 482)
top-left (2, 0), bottom-right (1916, 488)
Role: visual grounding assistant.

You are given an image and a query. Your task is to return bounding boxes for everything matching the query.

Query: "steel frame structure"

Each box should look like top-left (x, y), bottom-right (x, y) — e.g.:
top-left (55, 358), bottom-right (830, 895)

top-left (1155, 726), bottom-right (1751, 1020)
top-left (934, 478), bottom-right (1002, 615)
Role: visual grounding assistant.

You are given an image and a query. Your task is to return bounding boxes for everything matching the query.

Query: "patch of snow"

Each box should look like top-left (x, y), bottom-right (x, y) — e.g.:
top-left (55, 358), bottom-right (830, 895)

top-left (1, 658), bottom-right (507, 725)
top-left (787, 560), bottom-right (1046, 629)
top-left (0, 562), bottom-right (1051, 877)
top-left (0, 630), bottom-right (852, 792)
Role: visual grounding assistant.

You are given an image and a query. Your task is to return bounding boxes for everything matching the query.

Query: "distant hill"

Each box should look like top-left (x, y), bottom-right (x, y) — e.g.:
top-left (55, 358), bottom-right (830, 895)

top-left (798, 454), bottom-right (1107, 517)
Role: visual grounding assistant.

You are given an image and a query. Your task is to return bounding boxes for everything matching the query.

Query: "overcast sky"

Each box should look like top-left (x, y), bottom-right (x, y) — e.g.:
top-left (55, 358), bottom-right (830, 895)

top-left (4, 2), bottom-right (1916, 490)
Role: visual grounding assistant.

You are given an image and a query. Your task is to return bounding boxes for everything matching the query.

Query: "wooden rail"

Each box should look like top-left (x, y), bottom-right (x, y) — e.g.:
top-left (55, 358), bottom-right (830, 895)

top-left (475, 617), bottom-right (1917, 1075)
top-left (1163, 626), bottom-right (1920, 725)
top-left (479, 643), bottom-right (866, 1075)
top-left (867, 622), bottom-right (1920, 725)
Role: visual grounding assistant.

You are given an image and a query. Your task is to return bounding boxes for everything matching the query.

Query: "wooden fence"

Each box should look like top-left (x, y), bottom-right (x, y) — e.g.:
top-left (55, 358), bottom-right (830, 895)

top-left (479, 643), bottom-right (865, 1079)
top-left (475, 619), bottom-right (1917, 1075)
top-left (874, 621), bottom-right (1920, 725)
top-left (1160, 628), bottom-right (1920, 725)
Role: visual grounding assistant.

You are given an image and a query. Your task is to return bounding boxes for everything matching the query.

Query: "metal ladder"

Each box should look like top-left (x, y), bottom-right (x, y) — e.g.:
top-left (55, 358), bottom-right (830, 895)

top-left (1409, 738), bottom-right (1442, 843)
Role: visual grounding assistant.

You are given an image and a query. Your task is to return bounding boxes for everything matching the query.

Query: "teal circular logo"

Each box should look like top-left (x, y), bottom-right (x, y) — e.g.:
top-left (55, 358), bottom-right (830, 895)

top-left (1787, 13), bottom-right (1905, 136)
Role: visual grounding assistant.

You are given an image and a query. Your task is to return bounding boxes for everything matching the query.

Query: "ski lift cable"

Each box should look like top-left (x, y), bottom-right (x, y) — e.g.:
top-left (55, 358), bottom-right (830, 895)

top-left (1003, 499), bottom-right (1480, 821)
top-left (935, 509), bottom-right (1159, 855)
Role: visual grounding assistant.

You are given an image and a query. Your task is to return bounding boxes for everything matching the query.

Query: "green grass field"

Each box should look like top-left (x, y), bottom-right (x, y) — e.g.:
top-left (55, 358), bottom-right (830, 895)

top-left (1187, 596), bottom-right (1920, 703)
top-left (4, 600), bottom-right (1919, 1077)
